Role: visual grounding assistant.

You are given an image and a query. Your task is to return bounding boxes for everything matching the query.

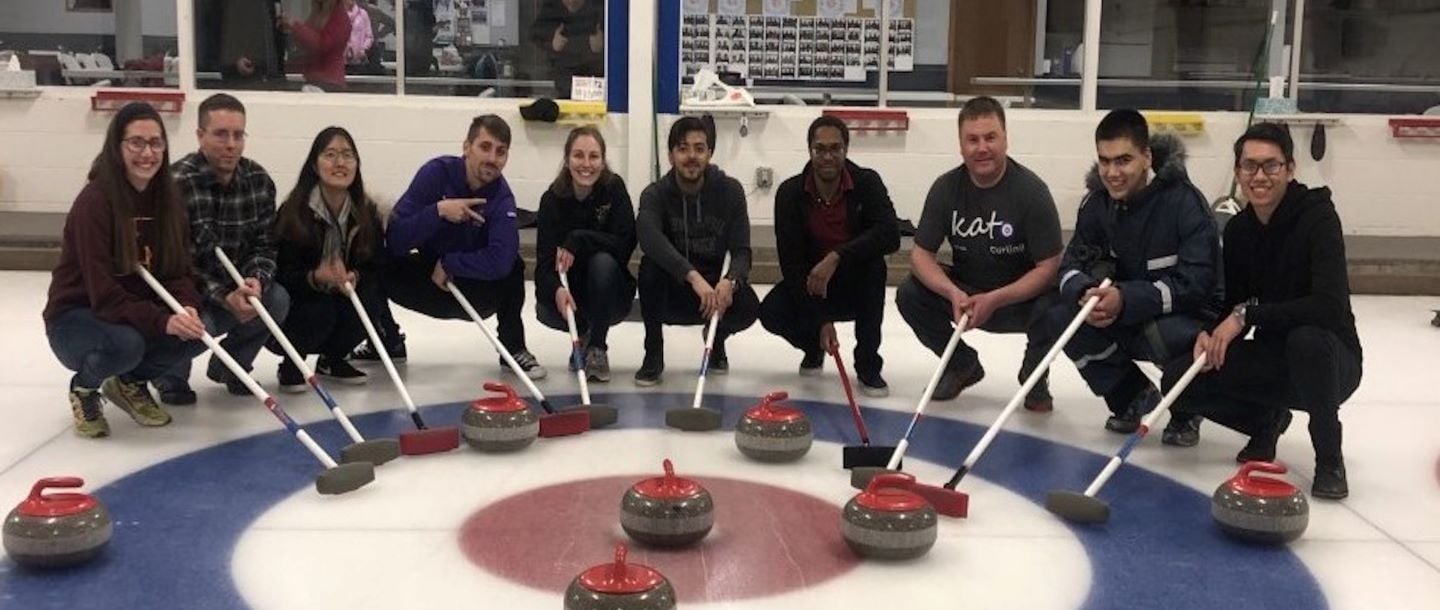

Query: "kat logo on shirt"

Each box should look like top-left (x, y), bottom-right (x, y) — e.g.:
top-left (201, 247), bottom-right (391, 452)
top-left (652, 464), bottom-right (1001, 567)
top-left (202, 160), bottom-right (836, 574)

top-left (951, 211), bottom-right (1024, 255)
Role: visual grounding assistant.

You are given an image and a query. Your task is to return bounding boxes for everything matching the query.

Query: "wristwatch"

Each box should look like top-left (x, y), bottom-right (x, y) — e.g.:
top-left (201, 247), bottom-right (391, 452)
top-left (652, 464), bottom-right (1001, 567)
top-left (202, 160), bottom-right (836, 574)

top-left (1232, 298), bottom-right (1258, 325)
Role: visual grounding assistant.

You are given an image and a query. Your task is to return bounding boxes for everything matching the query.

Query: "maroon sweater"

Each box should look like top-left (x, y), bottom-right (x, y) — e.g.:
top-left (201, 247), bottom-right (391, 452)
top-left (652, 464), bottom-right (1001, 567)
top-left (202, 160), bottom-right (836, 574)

top-left (43, 181), bottom-right (202, 339)
top-left (291, 7), bottom-right (353, 89)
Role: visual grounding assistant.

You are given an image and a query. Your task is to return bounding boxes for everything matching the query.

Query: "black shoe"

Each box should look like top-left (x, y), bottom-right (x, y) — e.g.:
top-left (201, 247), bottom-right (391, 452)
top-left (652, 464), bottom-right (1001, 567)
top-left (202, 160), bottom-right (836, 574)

top-left (708, 342), bottom-right (728, 375)
top-left (799, 350), bottom-right (824, 376)
top-left (277, 360), bottom-right (307, 393)
top-left (205, 361), bottom-right (249, 396)
top-left (317, 356), bottom-right (368, 385)
top-left (1105, 385), bottom-right (1160, 434)
top-left (350, 334), bottom-right (406, 364)
top-left (1312, 461), bottom-right (1348, 499)
top-left (154, 378), bottom-right (197, 406)
top-left (634, 351), bottom-right (664, 387)
top-left (1236, 410), bottom-right (1293, 463)
top-left (1161, 413), bottom-right (1203, 447)
top-left (857, 370), bottom-right (889, 398)
top-left (1023, 380), bottom-right (1053, 413)
top-left (933, 359), bottom-right (984, 402)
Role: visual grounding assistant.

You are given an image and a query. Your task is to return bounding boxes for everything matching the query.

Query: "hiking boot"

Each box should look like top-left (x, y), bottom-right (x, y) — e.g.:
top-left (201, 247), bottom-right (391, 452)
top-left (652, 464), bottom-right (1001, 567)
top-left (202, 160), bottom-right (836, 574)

top-left (858, 370), bottom-right (889, 398)
top-left (350, 333), bottom-right (406, 364)
top-left (585, 345), bottom-right (611, 382)
top-left (1236, 409), bottom-right (1293, 463)
top-left (317, 356), bottom-right (367, 385)
top-left (933, 358), bottom-right (984, 401)
top-left (1312, 461), bottom-right (1349, 500)
top-left (501, 349), bottom-right (548, 380)
top-left (634, 350), bottom-right (664, 386)
top-left (1105, 384), bottom-right (1160, 434)
top-left (154, 378), bottom-right (197, 406)
top-left (69, 387), bottom-right (110, 438)
top-left (206, 359), bottom-right (249, 396)
top-left (1161, 413), bottom-right (1203, 447)
top-left (799, 350), bottom-right (824, 376)
top-left (277, 359), bottom-right (307, 394)
top-left (101, 376), bottom-right (172, 427)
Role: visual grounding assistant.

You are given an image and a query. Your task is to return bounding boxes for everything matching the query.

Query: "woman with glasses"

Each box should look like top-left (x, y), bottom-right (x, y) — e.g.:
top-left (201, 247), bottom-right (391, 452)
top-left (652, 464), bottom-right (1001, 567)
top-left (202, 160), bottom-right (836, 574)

top-left (268, 127), bottom-right (385, 390)
top-left (533, 126), bottom-right (636, 382)
top-left (43, 102), bottom-right (208, 438)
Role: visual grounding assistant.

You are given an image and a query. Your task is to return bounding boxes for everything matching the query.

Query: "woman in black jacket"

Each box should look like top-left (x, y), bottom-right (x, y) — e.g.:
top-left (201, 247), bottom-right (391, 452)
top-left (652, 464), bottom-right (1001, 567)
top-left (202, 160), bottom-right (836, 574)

top-left (534, 126), bottom-right (637, 382)
top-left (269, 126), bottom-right (386, 390)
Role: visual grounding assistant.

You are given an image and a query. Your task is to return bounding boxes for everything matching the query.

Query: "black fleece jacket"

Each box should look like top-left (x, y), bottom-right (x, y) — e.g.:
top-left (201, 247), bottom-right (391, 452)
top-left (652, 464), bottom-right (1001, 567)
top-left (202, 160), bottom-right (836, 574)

top-left (773, 160), bottom-right (899, 293)
top-left (636, 165), bottom-right (752, 283)
top-left (534, 174), bottom-right (637, 302)
top-left (1222, 180), bottom-right (1361, 359)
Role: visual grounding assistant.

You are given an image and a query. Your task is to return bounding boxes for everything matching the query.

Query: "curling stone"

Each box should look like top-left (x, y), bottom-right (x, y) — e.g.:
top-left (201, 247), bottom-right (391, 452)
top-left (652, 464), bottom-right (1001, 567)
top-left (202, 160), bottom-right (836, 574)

top-left (1212, 461), bottom-right (1309, 544)
top-left (620, 459), bottom-right (714, 547)
top-left (841, 472), bottom-right (937, 560)
top-left (461, 381), bottom-right (538, 453)
top-left (735, 390), bottom-right (812, 463)
top-left (3, 477), bottom-right (112, 569)
top-left (564, 543), bottom-right (677, 610)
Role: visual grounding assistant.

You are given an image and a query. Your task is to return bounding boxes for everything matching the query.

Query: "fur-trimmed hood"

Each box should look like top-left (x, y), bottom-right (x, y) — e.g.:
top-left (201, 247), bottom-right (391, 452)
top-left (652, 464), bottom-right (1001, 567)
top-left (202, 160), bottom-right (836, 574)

top-left (1084, 133), bottom-right (1189, 202)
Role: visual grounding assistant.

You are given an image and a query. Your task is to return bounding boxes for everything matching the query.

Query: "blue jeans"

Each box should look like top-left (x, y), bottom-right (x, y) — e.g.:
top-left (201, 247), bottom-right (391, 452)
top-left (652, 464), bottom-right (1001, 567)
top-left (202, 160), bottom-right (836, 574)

top-left (46, 308), bottom-right (208, 390)
top-left (157, 283), bottom-right (290, 387)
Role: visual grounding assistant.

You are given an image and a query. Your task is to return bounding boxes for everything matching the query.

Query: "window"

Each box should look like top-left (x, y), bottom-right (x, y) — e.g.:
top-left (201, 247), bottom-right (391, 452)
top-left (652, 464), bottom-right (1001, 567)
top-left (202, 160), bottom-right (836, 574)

top-left (1298, 1), bottom-right (1440, 114)
top-left (0, 0), bottom-right (178, 88)
top-left (914, 0), bottom-right (1084, 109)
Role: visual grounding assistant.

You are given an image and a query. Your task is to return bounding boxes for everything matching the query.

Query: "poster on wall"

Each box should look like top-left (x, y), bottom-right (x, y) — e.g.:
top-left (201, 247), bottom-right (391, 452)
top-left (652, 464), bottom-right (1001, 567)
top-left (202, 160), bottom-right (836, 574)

top-left (682, 6), bottom-right (913, 84)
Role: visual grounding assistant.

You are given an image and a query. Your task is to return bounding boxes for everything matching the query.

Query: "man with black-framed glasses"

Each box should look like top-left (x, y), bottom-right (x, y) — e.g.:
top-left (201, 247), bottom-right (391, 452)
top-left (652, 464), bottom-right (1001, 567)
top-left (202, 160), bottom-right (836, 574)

top-left (1162, 123), bottom-right (1362, 499)
top-left (154, 93), bottom-right (289, 404)
top-left (759, 115), bottom-right (899, 395)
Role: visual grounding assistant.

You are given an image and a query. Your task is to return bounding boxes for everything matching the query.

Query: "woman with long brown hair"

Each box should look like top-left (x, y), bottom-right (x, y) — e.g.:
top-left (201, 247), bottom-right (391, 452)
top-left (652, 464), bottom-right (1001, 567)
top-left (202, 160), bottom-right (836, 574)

top-left (43, 102), bottom-right (207, 438)
top-left (534, 125), bottom-right (636, 382)
top-left (268, 126), bottom-right (385, 390)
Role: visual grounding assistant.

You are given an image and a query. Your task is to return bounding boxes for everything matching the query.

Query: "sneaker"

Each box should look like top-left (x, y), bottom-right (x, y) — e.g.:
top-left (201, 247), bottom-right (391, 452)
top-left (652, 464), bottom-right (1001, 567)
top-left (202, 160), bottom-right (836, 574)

top-left (101, 376), bottom-right (172, 427)
top-left (707, 342), bottom-right (729, 375)
top-left (799, 350), bottom-right (824, 376)
top-left (69, 387), bottom-right (110, 438)
top-left (1161, 413), bottom-right (1203, 447)
top-left (1311, 461), bottom-right (1348, 500)
top-left (205, 359), bottom-right (250, 396)
top-left (1105, 385), bottom-right (1160, 434)
top-left (634, 351), bottom-right (664, 386)
top-left (585, 345), bottom-right (611, 383)
top-left (277, 359), bottom-right (307, 393)
top-left (350, 334), bottom-right (406, 364)
top-left (857, 370), bottom-right (889, 398)
top-left (933, 359), bottom-right (985, 402)
top-left (1235, 409), bottom-right (1292, 463)
top-left (154, 378), bottom-right (197, 406)
top-left (317, 356), bottom-right (367, 385)
top-left (1023, 381), bottom-right (1054, 413)
top-left (501, 349), bottom-right (548, 380)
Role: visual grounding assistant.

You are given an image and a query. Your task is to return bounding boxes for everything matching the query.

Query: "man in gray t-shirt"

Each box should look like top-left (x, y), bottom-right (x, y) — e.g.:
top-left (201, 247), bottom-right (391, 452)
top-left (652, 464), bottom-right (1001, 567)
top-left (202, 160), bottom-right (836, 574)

top-left (897, 97), bottom-right (1063, 406)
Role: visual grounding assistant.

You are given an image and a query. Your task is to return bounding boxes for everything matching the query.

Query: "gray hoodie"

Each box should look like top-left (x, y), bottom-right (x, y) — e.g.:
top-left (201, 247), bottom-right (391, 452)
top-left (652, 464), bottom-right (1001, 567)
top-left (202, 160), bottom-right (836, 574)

top-left (636, 165), bottom-right (753, 283)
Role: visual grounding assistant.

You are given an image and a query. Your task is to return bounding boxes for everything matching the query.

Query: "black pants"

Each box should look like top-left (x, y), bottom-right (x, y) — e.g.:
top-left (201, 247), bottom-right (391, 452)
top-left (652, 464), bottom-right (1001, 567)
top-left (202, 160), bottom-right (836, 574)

top-left (269, 280), bottom-right (383, 361)
top-left (759, 258), bottom-right (887, 377)
top-left (1163, 326), bottom-right (1361, 465)
top-left (896, 273), bottom-right (1057, 389)
top-left (1041, 299), bottom-right (1203, 414)
top-left (637, 257), bottom-right (759, 351)
top-left (377, 252), bottom-right (529, 354)
top-left (535, 251), bottom-right (636, 350)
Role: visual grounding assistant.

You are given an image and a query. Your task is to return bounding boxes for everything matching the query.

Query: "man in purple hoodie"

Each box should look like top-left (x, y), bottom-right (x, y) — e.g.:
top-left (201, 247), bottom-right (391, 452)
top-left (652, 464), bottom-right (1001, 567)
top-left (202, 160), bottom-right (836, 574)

top-left (350, 114), bottom-right (546, 379)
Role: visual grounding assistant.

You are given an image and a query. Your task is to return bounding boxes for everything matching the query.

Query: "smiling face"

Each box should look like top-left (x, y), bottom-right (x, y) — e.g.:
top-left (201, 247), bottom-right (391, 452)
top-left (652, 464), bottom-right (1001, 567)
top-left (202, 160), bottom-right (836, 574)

top-left (1095, 137), bottom-right (1152, 201)
top-left (668, 129), bottom-right (711, 187)
top-left (959, 114), bottom-right (1008, 186)
top-left (463, 127), bottom-right (509, 188)
top-left (567, 134), bottom-right (604, 191)
top-left (1237, 140), bottom-right (1293, 211)
top-left (315, 134), bottom-right (358, 192)
top-left (122, 119), bottom-right (166, 191)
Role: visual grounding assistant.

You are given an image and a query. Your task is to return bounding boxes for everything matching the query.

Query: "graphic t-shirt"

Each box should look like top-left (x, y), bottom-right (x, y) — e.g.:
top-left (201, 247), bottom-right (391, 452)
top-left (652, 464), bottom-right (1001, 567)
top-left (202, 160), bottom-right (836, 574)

top-left (913, 159), bottom-right (1063, 292)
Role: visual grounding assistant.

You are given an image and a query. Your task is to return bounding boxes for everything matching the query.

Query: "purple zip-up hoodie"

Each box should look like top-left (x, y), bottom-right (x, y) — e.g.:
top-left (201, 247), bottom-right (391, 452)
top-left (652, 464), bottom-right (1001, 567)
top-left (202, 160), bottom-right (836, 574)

top-left (386, 156), bottom-right (519, 281)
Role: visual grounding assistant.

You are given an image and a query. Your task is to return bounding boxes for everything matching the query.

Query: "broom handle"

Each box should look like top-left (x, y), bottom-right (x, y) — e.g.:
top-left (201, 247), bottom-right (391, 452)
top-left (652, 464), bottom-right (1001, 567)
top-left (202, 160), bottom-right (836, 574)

top-left (887, 312), bottom-right (969, 470)
top-left (137, 265), bottom-right (337, 469)
top-left (831, 347), bottom-right (871, 444)
top-left (559, 271), bottom-right (592, 406)
top-left (215, 248), bottom-right (365, 444)
top-left (946, 279), bottom-right (1115, 487)
top-left (691, 253), bottom-right (732, 411)
top-left (1083, 354), bottom-right (1208, 497)
top-left (446, 280), bottom-right (552, 408)
top-left (343, 281), bottom-right (418, 414)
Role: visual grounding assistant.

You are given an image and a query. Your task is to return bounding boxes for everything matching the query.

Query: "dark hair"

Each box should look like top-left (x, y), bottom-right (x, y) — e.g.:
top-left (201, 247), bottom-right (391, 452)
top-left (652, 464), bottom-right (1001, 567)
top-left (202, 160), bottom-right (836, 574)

top-left (1095, 108), bottom-right (1150, 149)
top-left (667, 115), bottom-right (715, 152)
top-left (1233, 122), bottom-right (1294, 165)
top-left (806, 115), bottom-right (850, 148)
top-left (549, 125), bottom-right (614, 198)
top-left (959, 96), bottom-right (1006, 130)
top-left (273, 127), bottom-right (380, 263)
top-left (198, 93), bottom-right (246, 130)
top-left (89, 102), bottom-right (188, 277)
top-left (466, 114), bottom-right (512, 146)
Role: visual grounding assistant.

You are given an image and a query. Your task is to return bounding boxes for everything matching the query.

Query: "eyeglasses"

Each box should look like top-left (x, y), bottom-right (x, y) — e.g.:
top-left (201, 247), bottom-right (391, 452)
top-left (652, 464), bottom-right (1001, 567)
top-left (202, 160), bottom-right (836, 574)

top-left (122, 137), bottom-right (167, 154)
top-left (320, 149), bottom-right (357, 163)
top-left (206, 129), bottom-right (247, 142)
top-left (1238, 160), bottom-right (1287, 176)
top-left (810, 144), bottom-right (846, 158)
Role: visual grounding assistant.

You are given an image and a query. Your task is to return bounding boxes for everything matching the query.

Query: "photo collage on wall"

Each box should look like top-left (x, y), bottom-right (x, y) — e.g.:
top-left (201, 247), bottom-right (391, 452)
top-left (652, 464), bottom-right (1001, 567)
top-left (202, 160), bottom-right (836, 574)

top-left (681, 13), bottom-right (914, 82)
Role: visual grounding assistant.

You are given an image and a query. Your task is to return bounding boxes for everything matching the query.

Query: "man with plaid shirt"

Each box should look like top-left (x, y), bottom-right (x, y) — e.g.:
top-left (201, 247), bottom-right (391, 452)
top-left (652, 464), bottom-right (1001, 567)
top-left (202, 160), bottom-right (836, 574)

top-left (154, 94), bottom-right (290, 404)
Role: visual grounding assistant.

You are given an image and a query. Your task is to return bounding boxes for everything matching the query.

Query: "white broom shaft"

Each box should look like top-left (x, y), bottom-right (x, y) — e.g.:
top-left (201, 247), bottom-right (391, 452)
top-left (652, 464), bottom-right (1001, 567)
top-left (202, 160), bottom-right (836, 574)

top-left (559, 272), bottom-right (592, 405)
top-left (691, 253), bottom-right (732, 411)
top-left (886, 312), bottom-right (969, 470)
top-left (1083, 354), bottom-right (1208, 497)
top-left (960, 278), bottom-right (1114, 469)
top-left (343, 282), bottom-right (417, 412)
top-left (137, 266), bottom-right (338, 469)
top-left (447, 281), bottom-right (548, 402)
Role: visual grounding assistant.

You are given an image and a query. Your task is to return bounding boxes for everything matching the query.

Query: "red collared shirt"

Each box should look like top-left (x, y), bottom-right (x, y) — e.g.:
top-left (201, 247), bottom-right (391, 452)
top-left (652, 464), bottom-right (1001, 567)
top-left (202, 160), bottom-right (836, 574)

top-left (803, 167), bottom-right (854, 258)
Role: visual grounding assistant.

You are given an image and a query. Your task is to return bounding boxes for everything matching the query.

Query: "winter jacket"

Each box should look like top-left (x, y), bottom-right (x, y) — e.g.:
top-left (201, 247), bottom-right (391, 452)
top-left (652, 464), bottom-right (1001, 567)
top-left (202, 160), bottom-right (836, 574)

top-left (534, 174), bottom-right (637, 302)
top-left (386, 156), bottom-right (519, 281)
top-left (1221, 181), bottom-right (1361, 359)
top-left (273, 190), bottom-right (386, 301)
top-left (1059, 134), bottom-right (1223, 325)
top-left (636, 165), bottom-right (752, 283)
top-left (773, 160), bottom-right (899, 295)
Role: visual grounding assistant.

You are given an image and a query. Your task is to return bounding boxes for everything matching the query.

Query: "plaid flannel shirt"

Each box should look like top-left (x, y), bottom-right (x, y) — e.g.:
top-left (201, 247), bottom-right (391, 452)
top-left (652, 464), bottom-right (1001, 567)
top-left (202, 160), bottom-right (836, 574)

top-left (172, 153), bottom-right (279, 306)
